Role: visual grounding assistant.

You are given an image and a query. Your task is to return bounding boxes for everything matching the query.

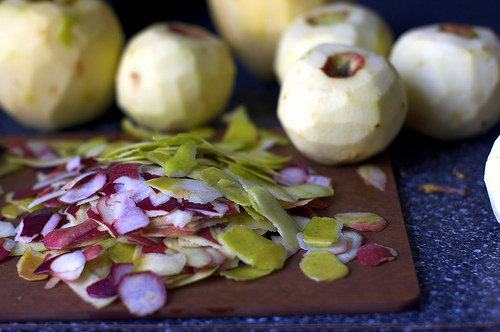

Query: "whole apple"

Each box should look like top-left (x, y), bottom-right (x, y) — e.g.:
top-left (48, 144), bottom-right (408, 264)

top-left (274, 2), bottom-right (393, 83)
top-left (485, 133), bottom-right (500, 224)
top-left (389, 23), bottom-right (500, 140)
top-left (278, 44), bottom-right (407, 165)
top-left (115, 22), bottom-right (236, 132)
top-left (206, 0), bottom-right (335, 82)
top-left (0, 0), bottom-right (124, 131)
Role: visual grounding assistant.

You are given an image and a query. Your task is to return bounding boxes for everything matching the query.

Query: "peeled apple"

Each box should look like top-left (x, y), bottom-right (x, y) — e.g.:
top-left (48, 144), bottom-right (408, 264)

top-left (274, 2), bottom-right (393, 83)
top-left (206, 0), bottom-right (336, 82)
top-left (116, 22), bottom-right (236, 132)
top-left (484, 134), bottom-right (500, 224)
top-left (389, 23), bottom-right (500, 140)
top-left (0, 0), bottom-right (125, 131)
top-left (277, 44), bottom-right (407, 165)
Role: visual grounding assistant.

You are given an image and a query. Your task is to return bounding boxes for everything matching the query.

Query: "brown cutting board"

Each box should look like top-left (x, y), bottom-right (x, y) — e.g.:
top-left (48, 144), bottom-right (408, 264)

top-left (0, 133), bottom-right (420, 322)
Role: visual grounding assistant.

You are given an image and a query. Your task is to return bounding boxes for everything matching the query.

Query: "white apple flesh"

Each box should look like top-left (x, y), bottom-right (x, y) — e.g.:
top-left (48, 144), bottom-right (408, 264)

top-left (0, 238), bottom-right (15, 260)
top-left (484, 134), bottom-right (500, 223)
top-left (274, 2), bottom-right (393, 83)
top-left (277, 44), bottom-right (407, 165)
top-left (0, 0), bottom-right (124, 131)
top-left (116, 22), bottom-right (236, 132)
top-left (0, 221), bottom-right (16, 238)
top-left (389, 23), bottom-right (500, 140)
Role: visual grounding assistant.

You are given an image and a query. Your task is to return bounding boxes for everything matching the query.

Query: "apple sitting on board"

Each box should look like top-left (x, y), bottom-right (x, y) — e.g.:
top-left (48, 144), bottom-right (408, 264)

top-left (277, 44), bottom-right (407, 165)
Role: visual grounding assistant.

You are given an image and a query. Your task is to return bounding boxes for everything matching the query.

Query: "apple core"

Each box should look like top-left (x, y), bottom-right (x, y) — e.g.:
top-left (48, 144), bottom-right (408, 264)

top-left (439, 23), bottom-right (478, 39)
top-left (306, 11), bottom-right (349, 26)
top-left (321, 52), bottom-right (365, 78)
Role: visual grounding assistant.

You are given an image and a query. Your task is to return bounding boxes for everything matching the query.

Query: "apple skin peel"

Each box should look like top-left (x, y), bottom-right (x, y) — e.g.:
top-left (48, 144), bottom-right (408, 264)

top-left (389, 23), bottom-right (500, 140)
top-left (277, 43), bottom-right (407, 165)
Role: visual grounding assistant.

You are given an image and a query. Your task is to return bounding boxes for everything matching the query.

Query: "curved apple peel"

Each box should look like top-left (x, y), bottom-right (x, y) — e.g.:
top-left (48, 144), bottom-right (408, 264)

top-left (356, 242), bottom-right (397, 266)
top-left (217, 225), bottom-right (287, 271)
top-left (220, 264), bottom-right (273, 281)
top-left (86, 275), bottom-right (117, 299)
top-left (247, 186), bottom-right (300, 248)
top-left (59, 171), bottom-right (107, 204)
top-left (0, 220), bottom-right (16, 238)
top-left (17, 247), bottom-right (48, 281)
top-left (43, 219), bottom-right (101, 250)
top-left (135, 252), bottom-right (187, 277)
top-left (336, 231), bottom-right (364, 263)
top-left (0, 237), bottom-right (15, 261)
top-left (297, 231), bottom-right (348, 255)
top-left (163, 140), bottom-right (197, 178)
top-left (117, 271), bottom-right (167, 317)
top-left (299, 249), bottom-right (349, 282)
top-left (356, 165), bottom-right (387, 191)
top-left (33, 251), bottom-right (86, 282)
top-left (301, 217), bottom-right (343, 248)
top-left (334, 212), bottom-right (388, 232)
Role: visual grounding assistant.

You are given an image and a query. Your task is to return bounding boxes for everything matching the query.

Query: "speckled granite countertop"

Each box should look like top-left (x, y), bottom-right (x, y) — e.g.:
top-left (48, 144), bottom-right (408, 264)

top-left (0, 1), bottom-right (500, 331)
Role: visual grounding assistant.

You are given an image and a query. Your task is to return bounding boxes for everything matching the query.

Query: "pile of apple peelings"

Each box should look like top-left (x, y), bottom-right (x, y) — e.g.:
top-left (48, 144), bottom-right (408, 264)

top-left (0, 107), bottom-right (396, 317)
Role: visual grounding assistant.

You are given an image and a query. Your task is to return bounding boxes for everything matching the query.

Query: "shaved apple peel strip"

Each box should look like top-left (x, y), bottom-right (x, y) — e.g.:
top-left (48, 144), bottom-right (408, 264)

top-left (0, 106), bottom-right (394, 316)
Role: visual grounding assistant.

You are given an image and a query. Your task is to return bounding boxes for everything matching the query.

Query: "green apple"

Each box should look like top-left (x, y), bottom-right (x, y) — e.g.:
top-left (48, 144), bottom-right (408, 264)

top-left (389, 23), bottom-right (500, 140)
top-left (206, 0), bottom-right (336, 82)
top-left (115, 22), bottom-right (236, 132)
top-left (274, 2), bottom-right (393, 83)
top-left (277, 43), bottom-right (407, 165)
top-left (0, 0), bottom-right (124, 131)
